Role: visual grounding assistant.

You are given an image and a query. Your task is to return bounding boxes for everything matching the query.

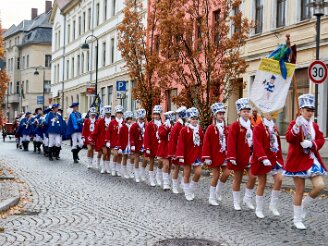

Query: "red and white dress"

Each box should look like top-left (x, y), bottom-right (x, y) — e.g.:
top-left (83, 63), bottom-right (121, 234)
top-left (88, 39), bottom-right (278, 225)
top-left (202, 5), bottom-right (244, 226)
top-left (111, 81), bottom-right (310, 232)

top-left (130, 121), bottom-right (146, 153)
top-left (106, 118), bottom-right (124, 150)
top-left (202, 121), bottom-right (227, 168)
top-left (156, 124), bottom-right (171, 159)
top-left (82, 117), bottom-right (97, 146)
top-left (168, 120), bottom-right (184, 164)
top-left (120, 122), bottom-right (130, 155)
top-left (144, 120), bottom-right (161, 158)
top-left (89, 117), bottom-right (111, 151)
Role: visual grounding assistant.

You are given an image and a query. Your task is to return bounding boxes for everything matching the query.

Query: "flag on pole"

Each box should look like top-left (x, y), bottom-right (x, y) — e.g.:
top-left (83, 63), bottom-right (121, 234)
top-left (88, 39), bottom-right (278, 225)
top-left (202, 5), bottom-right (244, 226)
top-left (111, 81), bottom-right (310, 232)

top-left (87, 94), bottom-right (102, 118)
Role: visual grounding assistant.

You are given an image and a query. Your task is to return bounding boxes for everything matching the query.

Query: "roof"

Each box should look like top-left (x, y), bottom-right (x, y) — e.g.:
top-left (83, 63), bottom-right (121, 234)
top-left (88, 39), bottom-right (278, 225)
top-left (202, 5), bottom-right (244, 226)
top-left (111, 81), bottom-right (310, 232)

top-left (56, 0), bottom-right (71, 10)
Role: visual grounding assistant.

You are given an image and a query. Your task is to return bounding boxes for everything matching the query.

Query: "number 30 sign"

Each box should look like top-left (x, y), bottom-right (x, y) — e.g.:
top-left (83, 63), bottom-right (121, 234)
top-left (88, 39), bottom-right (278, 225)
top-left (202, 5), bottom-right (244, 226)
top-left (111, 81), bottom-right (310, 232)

top-left (308, 60), bottom-right (328, 84)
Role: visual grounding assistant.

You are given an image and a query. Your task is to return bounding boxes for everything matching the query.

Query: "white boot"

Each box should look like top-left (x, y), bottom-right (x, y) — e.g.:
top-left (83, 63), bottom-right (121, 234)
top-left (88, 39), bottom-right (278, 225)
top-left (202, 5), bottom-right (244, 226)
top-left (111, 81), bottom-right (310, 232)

top-left (189, 181), bottom-right (197, 200)
top-left (172, 179), bottom-right (179, 194)
top-left (96, 158), bottom-right (101, 169)
top-left (128, 163), bottom-right (135, 178)
top-left (255, 195), bottom-right (265, 218)
top-left (162, 172), bottom-right (170, 190)
top-left (140, 167), bottom-right (146, 182)
top-left (294, 205), bottom-right (306, 230)
top-left (87, 157), bottom-right (93, 169)
top-left (105, 161), bottom-right (111, 174)
top-left (243, 188), bottom-right (255, 210)
top-left (109, 162), bottom-right (115, 175)
top-left (156, 168), bottom-right (162, 186)
top-left (232, 191), bottom-right (241, 211)
top-left (135, 168), bottom-right (140, 183)
top-left (209, 186), bottom-right (219, 206)
top-left (123, 165), bottom-right (130, 179)
top-left (116, 163), bottom-right (122, 177)
top-left (269, 190), bottom-right (280, 216)
top-left (184, 183), bottom-right (193, 201)
top-left (302, 195), bottom-right (315, 219)
top-left (111, 162), bottom-right (117, 176)
top-left (216, 181), bottom-right (225, 202)
top-left (100, 161), bottom-right (106, 174)
top-left (180, 179), bottom-right (185, 190)
top-left (149, 171), bottom-right (156, 187)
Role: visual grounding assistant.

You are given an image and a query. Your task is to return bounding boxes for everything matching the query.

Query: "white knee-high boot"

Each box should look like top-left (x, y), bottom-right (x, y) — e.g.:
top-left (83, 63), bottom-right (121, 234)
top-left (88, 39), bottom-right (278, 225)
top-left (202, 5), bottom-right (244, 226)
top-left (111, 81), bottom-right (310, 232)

top-left (255, 195), bottom-right (265, 218)
top-left (293, 205), bottom-right (306, 230)
top-left (269, 190), bottom-right (280, 216)
top-left (233, 191), bottom-right (241, 211)
top-left (243, 188), bottom-right (255, 210)
top-left (209, 186), bottom-right (218, 206)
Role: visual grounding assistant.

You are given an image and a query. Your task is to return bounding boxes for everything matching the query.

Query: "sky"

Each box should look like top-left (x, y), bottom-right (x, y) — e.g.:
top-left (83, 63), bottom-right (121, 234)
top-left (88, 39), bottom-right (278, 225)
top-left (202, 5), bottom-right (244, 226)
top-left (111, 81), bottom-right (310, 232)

top-left (0, 0), bottom-right (51, 29)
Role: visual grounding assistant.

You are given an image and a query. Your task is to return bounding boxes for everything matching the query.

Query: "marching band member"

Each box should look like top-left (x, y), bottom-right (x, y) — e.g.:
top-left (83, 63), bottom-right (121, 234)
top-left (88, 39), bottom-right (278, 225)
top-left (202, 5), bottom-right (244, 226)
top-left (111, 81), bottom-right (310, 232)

top-left (168, 106), bottom-right (187, 194)
top-left (44, 104), bottom-right (65, 161)
top-left (202, 103), bottom-right (230, 206)
top-left (130, 109), bottom-right (146, 183)
top-left (284, 94), bottom-right (326, 230)
top-left (90, 105), bottom-right (112, 174)
top-left (41, 108), bottom-right (51, 157)
top-left (144, 105), bottom-right (163, 187)
top-left (120, 111), bottom-right (134, 179)
top-left (106, 105), bottom-right (125, 176)
top-left (19, 112), bottom-right (32, 151)
top-left (68, 103), bottom-right (84, 163)
top-left (251, 112), bottom-right (283, 218)
top-left (157, 111), bottom-right (175, 190)
top-left (31, 108), bottom-right (43, 153)
top-left (82, 107), bottom-right (98, 169)
top-left (176, 107), bottom-right (204, 201)
top-left (227, 98), bottom-right (257, 210)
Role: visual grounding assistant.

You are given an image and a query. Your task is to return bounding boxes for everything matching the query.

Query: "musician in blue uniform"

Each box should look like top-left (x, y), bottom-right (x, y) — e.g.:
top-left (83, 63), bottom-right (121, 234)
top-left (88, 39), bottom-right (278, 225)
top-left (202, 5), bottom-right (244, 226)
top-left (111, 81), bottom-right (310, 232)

top-left (68, 102), bottom-right (84, 163)
top-left (31, 108), bottom-right (43, 153)
top-left (19, 112), bottom-right (32, 151)
top-left (44, 104), bottom-right (65, 161)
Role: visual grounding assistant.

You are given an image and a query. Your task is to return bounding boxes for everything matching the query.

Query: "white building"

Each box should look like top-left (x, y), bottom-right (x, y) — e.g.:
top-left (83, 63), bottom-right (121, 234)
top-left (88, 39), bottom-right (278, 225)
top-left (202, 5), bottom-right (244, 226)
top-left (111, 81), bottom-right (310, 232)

top-left (49, 0), bottom-right (146, 116)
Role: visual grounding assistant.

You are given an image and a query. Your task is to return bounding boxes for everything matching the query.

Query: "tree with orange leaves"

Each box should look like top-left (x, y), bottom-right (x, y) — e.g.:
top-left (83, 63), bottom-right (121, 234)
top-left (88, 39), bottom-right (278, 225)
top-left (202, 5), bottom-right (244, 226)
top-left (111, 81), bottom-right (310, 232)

top-left (156, 0), bottom-right (252, 128)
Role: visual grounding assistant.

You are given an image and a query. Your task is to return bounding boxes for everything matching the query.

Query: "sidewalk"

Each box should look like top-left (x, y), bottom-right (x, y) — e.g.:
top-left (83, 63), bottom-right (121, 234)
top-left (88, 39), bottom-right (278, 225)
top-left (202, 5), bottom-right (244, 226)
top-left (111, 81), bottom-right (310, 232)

top-left (0, 164), bottom-right (20, 213)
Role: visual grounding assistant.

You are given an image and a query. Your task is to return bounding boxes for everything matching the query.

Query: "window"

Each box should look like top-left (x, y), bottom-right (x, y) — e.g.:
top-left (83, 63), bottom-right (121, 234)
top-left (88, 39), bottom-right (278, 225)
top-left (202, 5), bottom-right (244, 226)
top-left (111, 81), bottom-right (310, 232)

top-left (55, 33), bottom-right (58, 49)
top-left (67, 24), bottom-right (71, 43)
top-left (66, 60), bottom-right (70, 79)
top-left (77, 55), bottom-right (81, 75)
top-left (255, 0), bottom-right (263, 33)
top-left (11, 58), bottom-right (13, 71)
top-left (102, 42), bottom-right (106, 66)
top-left (54, 65), bottom-right (57, 83)
top-left (112, 0), bottom-right (116, 17)
top-left (88, 8), bottom-right (92, 30)
top-left (16, 57), bottom-right (20, 70)
top-left (22, 56), bottom-right (25, 69)
top-left (45, 55), bottom-right (52, 68)
top-left (96, 3), bottom-right (100, 26)
top-left (101, 87), bottom-right (106, 103)
top-left (81, 53), bottom-right (85, 73)
top-left (87, 51), bottom-right (90, 71)
top-left (44, 81), bottom-right (51, 93)
top-left (7, 59), bottom-right (10, 71)
top-left (277, 0), bottom-right (286, 28)
top-left (26, 55), bottom-right (29, 68)
top-left (110, 38), bottom-right (115, 63)
top-left (213, 9), bottom-right (221, 45)
top-left (72, 57), bottom-right (75, 78)
top-left (58, 31), bottom-right (61, 47)
top-left (83, 12), bottom-right (86, 33)
top-left (26, 80), bottom-right (29, 93)
top-left (107, 86), bottom-right (113, 105)
top-left (301, 0), bottom-right (311, 20)
top-left (78, 16), bottom-right (81, 35)
top-left (73, 20), bottom-right (76, 40)
top-left (57, 64), bottom-right (60, 82)
top-left (232, 6), bottom-right (241, 34)
top-left (104, 0), bottom-right (108, 20)
top-left (16, 81), bottom-right (20, 94)
top-left (196, 19), bottom-right (202, 51)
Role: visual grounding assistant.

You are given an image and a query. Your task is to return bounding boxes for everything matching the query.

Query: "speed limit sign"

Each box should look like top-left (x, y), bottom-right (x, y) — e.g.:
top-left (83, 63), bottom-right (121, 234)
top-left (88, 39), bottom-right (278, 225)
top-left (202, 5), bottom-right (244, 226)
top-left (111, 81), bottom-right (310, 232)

top-left (308, 60), bottom-right (328, 84)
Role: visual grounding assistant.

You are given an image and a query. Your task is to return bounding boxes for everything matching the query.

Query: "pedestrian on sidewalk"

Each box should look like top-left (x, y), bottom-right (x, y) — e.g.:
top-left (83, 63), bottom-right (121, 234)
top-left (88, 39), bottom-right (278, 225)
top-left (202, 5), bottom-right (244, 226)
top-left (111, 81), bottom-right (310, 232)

top-left (68, 103), bottom-right (84, 163)
top-left (251, 112), bottom-right (283, 218)
top-left (284, 94), bottom-right (326, 230)
top-left (130, 109), bottom-right (147, 183)
top-left (176, 107), bottom-right (204, 201)
top-left (120, 111), bottom-right (134, 179)
top-left (202, 102), bottom-right (231, 206)
top-left (168, 106), bottom-right (187, 194)
top-left (227, 98), bottom-right (257, 211)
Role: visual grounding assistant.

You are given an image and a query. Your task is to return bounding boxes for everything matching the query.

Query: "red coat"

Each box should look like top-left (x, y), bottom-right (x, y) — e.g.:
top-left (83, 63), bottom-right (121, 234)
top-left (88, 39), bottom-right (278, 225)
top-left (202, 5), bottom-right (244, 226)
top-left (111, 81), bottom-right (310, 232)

top-left (285, 120), bottom-right (326, 172)
top-left (118, 123), bottom-right (129, 151)
top-left (105, 119), bottom-right (124, 149)
top-left (82, 118), bottom-right (97, 145)
top-left (251, 123), bottom-right (284, 175)
top-left (176, 125), bottom-right (204, 165)
top-left (227, 121), bottom-right (252, 171)
top-left (89, 118), bottom-right (110, 151)
top-left (156, 125), bottom-right (171, 159)
top-left (130, 122), bottom-right (145, 153)
top-left (168, 121), bottom-right (184, 164)
top-left (202, 124), bottom-right (227, 168)
top-left (144, 121), bottom-right (160, 157)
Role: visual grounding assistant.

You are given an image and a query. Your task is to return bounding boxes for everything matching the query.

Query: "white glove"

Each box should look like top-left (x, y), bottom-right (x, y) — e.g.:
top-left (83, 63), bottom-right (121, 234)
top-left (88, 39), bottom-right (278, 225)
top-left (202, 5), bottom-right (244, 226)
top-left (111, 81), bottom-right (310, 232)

top-left (131, 146), bottom-right (135, 152)
top-left (118, 149), bottom-right (123, 155)
top-left (262, 159), bottom-right (272, 166)
top-left (146, 149), bottom-right (151, 155)
top-left (106, 142), bottom-right (110, 148)
top-left (179, 159), bottom-right (184, 163)
top-left (165, 119), bottom-right (171, 128)
top-left (229, 160), bottom-right (237, 165)
top-left (204, 159), bottom-right (212, 165)
top-left (81, 137), bottom-right (85, 144)
top-left (295, 116), bottom-right (303, 127)
top-left (301, 140), bottom-right (313, 149)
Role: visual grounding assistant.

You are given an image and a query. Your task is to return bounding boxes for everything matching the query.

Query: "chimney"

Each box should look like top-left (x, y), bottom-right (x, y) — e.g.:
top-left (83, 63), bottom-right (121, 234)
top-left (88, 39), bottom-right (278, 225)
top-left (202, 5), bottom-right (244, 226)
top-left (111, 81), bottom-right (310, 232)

top-left (45, 1), bottom-right (52, 13)
top-left (31, 8), bottom-right (38, 20)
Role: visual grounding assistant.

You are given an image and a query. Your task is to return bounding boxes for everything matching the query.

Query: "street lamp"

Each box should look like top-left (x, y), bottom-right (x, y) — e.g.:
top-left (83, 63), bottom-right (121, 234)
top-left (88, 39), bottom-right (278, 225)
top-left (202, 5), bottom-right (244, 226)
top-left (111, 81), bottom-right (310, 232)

top-left (308, 0), bottom-right (328, 122)
top-left (34, 67), bottom-right (46, 110)
top-left (81, 35), bottom-right (99, 97)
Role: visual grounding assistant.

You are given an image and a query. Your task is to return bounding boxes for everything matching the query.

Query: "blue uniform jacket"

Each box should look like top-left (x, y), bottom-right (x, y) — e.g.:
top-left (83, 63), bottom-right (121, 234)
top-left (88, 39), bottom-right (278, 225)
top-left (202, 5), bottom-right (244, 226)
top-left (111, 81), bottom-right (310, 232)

top-left (45, 112), bottom-right (65, 135)
top-left (67, 111), bottom-right (83, 135)
top-left (19, 118), bottom-right (31, 135)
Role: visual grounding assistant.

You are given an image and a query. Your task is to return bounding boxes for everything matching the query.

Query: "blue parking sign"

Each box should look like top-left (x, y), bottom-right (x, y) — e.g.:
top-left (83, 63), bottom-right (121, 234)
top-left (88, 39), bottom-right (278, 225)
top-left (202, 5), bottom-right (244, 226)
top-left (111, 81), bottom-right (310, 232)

top-left (116, 81), bottom-right (127, 92)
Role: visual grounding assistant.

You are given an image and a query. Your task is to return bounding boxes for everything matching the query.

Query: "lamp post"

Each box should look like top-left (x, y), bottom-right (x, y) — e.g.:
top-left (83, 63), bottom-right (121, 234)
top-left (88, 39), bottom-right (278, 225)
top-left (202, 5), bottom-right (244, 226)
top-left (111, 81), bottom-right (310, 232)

top-left (308, 0), bottom-right (328, 123)
top-left (81, 35), bottom-right (99, 97)
top-left (34, 67), bottom-right (46, 110)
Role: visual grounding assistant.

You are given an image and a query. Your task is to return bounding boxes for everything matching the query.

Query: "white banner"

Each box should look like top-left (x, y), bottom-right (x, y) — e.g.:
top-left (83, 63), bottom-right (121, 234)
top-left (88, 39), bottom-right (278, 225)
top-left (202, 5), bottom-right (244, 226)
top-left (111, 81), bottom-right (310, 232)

top-left (249, 58), bottom-right (296, 113)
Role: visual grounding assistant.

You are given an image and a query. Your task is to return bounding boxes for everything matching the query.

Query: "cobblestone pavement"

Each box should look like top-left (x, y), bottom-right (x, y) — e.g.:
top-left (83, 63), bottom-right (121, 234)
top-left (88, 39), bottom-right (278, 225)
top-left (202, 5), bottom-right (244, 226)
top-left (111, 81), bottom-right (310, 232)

top-left (0, 140), bottom-right (328, 246)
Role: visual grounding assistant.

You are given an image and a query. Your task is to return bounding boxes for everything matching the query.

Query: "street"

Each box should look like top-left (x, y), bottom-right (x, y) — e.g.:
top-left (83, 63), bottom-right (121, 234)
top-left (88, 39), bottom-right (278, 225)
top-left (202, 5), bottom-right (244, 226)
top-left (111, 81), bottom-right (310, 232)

top-left (0, 140), bottom-right (328, 246)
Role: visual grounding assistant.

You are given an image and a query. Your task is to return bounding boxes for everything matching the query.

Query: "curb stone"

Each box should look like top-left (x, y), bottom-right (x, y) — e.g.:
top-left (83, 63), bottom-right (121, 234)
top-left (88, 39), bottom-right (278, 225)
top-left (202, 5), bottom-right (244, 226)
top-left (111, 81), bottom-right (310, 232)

top-left (0, 197), bottom-right (20, 213)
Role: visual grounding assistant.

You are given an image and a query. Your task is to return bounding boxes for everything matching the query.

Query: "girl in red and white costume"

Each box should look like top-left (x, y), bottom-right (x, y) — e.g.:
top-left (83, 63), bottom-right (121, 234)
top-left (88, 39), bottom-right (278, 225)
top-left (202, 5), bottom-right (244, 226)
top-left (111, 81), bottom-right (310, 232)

top-left (202, 102), bottom-right (231, 206)
top-left (251, 112), bottom-right (284, 218)
top-left (82, 107), bottom-right (98, 169)
top-left (227, 98), bottom-right (257, 210)
top-left (157, 111), bottom-right (175, 190)
top-left (106, 105), bottom-right (125, 177)
top-left (144, 105), bottom-right (163, 187)
top-left (120, 111), bottom-right (134, 179)
top-left (168, 106), bottom-right (187, 194)
top-left (284, 94), bottom-right (326, 230)
top-left (130, 109), bottom-right (147, 183)
top-left (89, 105), bottom-right (112, 174)
top-left (176, 107), bottom-right (204, 201)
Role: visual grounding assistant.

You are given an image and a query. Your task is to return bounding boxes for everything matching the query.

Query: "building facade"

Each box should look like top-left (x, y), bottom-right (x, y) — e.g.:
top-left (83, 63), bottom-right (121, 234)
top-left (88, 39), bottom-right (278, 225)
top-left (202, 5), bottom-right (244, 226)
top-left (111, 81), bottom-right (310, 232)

top-left (2, 2), bottom-right (53, 121)
top-left (49, 0), bottom-right (147, 116)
